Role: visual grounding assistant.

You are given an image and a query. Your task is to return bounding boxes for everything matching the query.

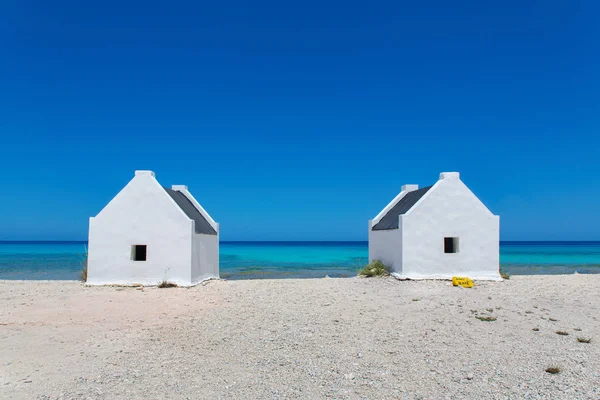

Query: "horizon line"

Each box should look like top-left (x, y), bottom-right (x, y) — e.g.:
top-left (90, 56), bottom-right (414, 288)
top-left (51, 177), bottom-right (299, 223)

top-left (0, 240), bottom-right (599, 244)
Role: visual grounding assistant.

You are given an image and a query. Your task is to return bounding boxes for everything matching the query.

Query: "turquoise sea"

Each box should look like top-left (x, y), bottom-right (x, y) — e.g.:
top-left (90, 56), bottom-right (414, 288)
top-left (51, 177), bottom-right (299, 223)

top-left (0, 241), bottom-right (599, 280)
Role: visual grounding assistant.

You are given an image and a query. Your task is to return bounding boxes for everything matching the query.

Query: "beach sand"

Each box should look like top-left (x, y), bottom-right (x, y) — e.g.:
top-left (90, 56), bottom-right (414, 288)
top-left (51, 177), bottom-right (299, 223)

top-left (1, 275), bottom-right (599, 399)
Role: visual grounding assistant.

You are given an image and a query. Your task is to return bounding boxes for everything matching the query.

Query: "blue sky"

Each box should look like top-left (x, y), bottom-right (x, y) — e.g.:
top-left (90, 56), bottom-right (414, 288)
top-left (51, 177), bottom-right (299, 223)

top-left (1, 1), bottom-right (599, 241)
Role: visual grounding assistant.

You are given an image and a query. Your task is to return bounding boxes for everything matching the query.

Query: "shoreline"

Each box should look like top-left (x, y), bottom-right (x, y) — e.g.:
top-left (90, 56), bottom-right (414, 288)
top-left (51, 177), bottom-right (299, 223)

top-left (0, 269), bottom-right (598, 284)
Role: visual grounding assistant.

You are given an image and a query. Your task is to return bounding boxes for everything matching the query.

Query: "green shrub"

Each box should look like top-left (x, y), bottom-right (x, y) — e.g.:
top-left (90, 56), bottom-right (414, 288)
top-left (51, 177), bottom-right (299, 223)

top-left (500, 269), bottom-right (510, 280)
top-left (358, 260), bottom-right (390, 277)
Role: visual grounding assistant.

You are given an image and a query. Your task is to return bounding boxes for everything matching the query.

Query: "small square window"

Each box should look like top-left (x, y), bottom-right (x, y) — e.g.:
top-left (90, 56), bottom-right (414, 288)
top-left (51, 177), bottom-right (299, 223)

top-left (444, 237), bottom-right (459, 253)
top-left (132, 245), bottom-right (147, 261)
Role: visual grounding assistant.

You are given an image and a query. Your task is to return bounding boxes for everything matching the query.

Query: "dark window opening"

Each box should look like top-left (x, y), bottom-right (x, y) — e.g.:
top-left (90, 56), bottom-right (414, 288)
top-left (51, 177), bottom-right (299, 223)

top-left (132, 245), bottom-right (147, 261)
top-left (444, 237), bottom-right (459, 253)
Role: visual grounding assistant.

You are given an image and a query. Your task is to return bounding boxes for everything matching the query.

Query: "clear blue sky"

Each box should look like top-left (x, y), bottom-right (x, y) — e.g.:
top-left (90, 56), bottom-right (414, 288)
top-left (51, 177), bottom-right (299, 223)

top-left (1, 1), bottom-right (599, 241)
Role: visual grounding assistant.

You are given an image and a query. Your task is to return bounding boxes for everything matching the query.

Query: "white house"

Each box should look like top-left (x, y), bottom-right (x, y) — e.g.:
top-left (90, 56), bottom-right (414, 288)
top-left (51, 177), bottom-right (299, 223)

top-left (87, 170), bottom-right (219, 286)
top-left (368, 172), bottom-right (501, 281)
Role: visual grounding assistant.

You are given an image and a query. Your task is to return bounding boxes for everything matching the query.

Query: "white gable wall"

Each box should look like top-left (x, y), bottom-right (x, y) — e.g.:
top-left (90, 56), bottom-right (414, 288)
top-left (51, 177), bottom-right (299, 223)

top-left (399, 175), bottom-right (500, 280)
top-left (87, 171), bottom-right (196, 286)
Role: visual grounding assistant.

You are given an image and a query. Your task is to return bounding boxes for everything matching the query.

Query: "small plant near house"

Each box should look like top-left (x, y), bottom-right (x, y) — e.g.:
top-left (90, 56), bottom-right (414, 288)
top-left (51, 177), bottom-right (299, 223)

top-left (157, 268), bottom-right (177, 288)
top-left (577, 337), bottom-right (591, 343)
top-left (80, 259), bottom-right (88, 282)
top-left (545, 366), bottom-right (560, 374)
top-left (358, 260), bottom-right (390, 277)
top-left (475, 316), bottom-right (497, 322)
top-left (158, 279), bottom-right (178, 288)
top-left (556, 330), bottom-right (569, 336)
top-left (500, 269), bottom-right (510, 280)
top-left (79, 245), bottom-right (88, 282)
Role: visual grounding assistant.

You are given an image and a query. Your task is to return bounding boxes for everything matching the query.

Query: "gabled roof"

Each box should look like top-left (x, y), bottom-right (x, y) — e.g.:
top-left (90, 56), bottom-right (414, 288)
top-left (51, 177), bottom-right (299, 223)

top-left (163, 187), bottom-right (217, 235)
top-left (372, 186), bottom-right (433, 230)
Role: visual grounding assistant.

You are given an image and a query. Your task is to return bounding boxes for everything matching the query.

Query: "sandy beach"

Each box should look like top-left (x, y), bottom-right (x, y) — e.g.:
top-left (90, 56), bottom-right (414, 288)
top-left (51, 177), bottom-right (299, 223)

top-left (1, 275), bottom-right (599, 399)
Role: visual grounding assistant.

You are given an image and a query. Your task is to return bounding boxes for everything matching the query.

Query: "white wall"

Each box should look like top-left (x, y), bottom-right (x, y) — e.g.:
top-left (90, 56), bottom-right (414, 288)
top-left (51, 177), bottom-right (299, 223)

top-left (368, 220), bottom-right (402, 273)
top-left (400, 174), bottom-right (500, 280)
top-left (191, 229), bottom-right (219, 284)
top-left (87, 171), bottom-right (196, 286)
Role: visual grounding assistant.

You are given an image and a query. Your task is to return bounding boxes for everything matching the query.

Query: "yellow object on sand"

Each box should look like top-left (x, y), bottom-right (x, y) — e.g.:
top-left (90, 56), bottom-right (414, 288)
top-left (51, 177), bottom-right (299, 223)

top-left (452, 276), bottom-right (474, 288)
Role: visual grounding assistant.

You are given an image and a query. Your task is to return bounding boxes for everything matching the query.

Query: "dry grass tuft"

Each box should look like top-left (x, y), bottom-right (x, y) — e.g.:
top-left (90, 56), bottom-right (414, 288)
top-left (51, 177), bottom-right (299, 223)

top-left (545, 366), bottom-right (560, 374)
top-left (556, 330), bottom-right (569, 336)
top-left (476, 316), bottom-right (497, 322)
top-left (577, 337), bottom-right (591, 343)
top-left (80, 261), bottom-right (88, 282)
top-left (532, 327), bottom-right (540, 332)
top-left (79, 248), bottom-right (88, 282)
top-left (158, 280), bottom-right (178, 288)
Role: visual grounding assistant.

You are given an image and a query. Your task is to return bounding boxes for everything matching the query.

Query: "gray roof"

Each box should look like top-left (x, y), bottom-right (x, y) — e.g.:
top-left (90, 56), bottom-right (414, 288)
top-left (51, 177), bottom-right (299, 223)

top-left (372, 186), bottom-right (433, 230)
top-left (164, 187), bottom-right (217, 235)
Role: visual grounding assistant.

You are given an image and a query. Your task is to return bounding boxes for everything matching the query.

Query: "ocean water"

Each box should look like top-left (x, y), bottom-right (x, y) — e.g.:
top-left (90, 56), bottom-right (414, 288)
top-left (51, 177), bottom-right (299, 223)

top-left (0, 241), bottom-right (599, 281)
